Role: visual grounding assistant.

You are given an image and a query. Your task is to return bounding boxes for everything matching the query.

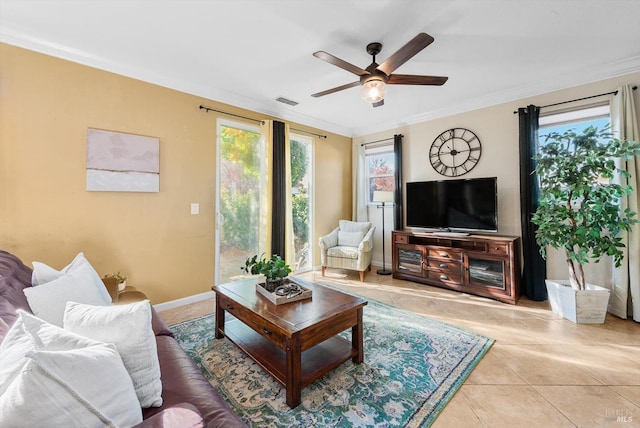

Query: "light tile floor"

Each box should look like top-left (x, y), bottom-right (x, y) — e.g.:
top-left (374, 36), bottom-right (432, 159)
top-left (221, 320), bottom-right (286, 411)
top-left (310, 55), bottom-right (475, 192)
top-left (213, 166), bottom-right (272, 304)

top-left (158, 269), bottom-right (640, 428)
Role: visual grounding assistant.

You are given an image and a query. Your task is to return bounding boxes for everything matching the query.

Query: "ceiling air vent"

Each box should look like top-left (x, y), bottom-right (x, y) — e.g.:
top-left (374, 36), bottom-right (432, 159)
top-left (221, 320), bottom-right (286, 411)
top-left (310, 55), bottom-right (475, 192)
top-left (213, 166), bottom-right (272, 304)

top-left (276, 97), bottom-right (299, 106)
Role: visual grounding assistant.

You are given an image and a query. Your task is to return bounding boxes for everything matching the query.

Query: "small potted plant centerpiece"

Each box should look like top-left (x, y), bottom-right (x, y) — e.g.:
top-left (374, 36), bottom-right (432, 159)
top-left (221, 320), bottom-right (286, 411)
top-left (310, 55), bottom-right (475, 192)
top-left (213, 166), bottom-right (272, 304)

top-left (531, 126), bottom-right (640, 323)
top-left (242, 254), bottom-right (292, 292)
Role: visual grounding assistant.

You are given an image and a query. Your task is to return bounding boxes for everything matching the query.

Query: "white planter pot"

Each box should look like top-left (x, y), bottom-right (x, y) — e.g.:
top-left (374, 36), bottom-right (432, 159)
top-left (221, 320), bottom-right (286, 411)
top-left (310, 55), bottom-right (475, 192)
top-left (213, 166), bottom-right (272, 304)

top-left (545, 279), bottom-right (611, 324)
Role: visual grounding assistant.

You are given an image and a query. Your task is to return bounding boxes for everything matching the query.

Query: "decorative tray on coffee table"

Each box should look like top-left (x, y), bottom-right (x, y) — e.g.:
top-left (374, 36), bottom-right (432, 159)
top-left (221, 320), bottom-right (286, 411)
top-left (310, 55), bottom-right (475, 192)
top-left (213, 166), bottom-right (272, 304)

top-left (256, 278), bottom-right (312, 305)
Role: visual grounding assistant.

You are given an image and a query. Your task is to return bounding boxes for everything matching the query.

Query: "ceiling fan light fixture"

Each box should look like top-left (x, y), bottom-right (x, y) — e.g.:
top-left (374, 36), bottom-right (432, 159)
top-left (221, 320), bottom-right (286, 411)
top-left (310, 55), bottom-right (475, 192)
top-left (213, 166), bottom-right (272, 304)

top-left (360, 77), bottom-right (386, 103)
top-left (312, 33), bottom-right (446, 105)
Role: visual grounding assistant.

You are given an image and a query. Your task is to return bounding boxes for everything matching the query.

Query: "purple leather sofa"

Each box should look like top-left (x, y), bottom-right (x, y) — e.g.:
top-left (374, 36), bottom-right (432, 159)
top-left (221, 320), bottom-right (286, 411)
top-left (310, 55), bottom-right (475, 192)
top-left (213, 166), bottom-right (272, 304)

top-left (0, 249), bottom-right (246, 428)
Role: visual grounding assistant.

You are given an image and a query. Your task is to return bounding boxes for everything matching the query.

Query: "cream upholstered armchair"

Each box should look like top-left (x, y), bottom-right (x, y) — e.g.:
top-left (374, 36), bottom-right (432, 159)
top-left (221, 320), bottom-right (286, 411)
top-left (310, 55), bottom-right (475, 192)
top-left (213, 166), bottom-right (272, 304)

top-left (319, 220), bottom-right (375, 282)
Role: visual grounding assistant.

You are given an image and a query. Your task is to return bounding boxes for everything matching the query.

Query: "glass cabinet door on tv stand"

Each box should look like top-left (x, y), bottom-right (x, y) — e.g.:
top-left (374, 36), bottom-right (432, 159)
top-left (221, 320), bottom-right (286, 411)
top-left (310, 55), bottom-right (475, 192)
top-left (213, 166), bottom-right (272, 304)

top-left (465, 255), bottom-right (507, 290)
top-left (394, 244), bottom-right (427, 277)
top-left (391, 230), bottom-right (521, 305)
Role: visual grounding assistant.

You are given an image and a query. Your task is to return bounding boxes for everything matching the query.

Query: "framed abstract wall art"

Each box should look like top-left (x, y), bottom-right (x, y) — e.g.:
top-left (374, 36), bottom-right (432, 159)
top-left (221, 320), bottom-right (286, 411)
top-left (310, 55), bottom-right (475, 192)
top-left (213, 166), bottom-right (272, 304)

top-left (86, 128), bottom-right (160, 192)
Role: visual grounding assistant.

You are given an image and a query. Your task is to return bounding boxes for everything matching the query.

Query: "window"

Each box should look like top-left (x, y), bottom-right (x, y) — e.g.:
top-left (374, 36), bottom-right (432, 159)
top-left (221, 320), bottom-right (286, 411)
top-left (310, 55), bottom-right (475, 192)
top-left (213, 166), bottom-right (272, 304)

top-left (290, 134), bottom-right (313, 272)
top-left (365, 144), bottom-right (395, 203)
top-left (539, 104), bottom-right (610, 143)
top-left (539, 103), bottom-right (611, 185)
top-left (216, 119), bottom-right (265, 284)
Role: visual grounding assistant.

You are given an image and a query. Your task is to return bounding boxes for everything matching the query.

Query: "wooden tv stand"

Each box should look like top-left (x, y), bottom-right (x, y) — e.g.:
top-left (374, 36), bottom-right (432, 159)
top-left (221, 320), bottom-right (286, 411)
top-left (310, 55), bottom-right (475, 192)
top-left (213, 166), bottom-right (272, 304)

top-left (392, 230), bottom-right (521, 304)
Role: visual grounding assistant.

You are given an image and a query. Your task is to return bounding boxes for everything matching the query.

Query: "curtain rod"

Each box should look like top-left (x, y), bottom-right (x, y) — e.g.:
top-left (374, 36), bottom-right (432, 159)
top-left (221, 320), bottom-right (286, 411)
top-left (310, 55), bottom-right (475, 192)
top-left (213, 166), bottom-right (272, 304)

top-left (513, 85), bottom-right (637, 114)
top-left (199, 105), bottom-right (265, 124)
top-left (199, 105), bottom-right (327, 138)
top-left (361, 134), bottom-right (403, 146)
top-left (291, 128), bottom-right (327, 139)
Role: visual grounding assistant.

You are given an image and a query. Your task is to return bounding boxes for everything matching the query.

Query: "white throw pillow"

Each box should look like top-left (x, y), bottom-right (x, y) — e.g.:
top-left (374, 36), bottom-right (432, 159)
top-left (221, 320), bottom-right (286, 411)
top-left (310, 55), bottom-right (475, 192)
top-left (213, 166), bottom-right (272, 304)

top-left (338, 230), bottom-right (365, 247)
top-left (31, 252), bottom-right (112, 304)
top-left (23, 270), bottom-right (111, 327)
top-left (339, 220), bottom-right (371, 233)
top-left (64, 300), bottom-right (163, 408)
top-left (0, 311), bottom-right (142, 427)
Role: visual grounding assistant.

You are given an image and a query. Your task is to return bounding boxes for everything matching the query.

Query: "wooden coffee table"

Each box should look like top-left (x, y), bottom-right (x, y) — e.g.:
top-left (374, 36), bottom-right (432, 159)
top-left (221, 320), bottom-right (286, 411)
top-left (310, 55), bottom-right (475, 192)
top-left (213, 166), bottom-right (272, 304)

top-left (213, 277), bottom-right (368, 408)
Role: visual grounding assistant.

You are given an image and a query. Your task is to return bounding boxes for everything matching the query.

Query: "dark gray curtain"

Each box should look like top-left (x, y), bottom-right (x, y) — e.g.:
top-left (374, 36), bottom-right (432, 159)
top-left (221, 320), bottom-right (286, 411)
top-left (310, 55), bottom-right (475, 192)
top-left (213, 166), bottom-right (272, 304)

top-left (518, 105), bottom-right (547, 300)
top-left (271, 120), bottom-right (286, 258)
top-left (393, 134), bottom-right (404, 230)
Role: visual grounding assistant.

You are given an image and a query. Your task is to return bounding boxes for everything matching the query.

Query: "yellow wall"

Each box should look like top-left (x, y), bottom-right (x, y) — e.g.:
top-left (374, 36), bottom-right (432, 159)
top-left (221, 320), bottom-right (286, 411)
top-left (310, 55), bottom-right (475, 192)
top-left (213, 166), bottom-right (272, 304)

top-left (356, 72), bottom-right (640, 287)
top-left (0, 43), bottom-right (352, 303)
top-left (313, 135), bottom-right (353, 257)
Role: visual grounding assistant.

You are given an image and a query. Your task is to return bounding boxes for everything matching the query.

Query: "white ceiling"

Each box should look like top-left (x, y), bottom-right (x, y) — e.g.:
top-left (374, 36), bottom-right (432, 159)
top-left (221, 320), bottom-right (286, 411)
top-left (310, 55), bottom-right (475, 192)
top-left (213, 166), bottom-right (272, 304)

top-left (1, 0), bottom-right (639, 137)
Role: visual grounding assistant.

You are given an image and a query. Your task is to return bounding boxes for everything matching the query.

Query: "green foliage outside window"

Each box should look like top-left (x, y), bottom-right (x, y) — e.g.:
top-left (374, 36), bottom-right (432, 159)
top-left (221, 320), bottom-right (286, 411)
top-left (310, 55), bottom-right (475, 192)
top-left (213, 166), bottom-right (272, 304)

top-left (219, 126), bottom-right (261, 251)
top-left (220, 188), bottom-right (258, 250)
top-left (290, 139), bottom-right (310, 246)
top-left (219, 129), bottom-right (311, 255)
top-left (292, 192), bottom-right (309, 243)
top-left (290, 139), bottom-right (307, 188)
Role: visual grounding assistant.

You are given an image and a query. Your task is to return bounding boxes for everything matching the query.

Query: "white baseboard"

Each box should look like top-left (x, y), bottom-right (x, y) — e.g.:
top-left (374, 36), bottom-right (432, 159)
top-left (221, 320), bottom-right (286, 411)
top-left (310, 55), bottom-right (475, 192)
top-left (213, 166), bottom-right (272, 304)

top-left (153, 290), bottom-right (215, 312)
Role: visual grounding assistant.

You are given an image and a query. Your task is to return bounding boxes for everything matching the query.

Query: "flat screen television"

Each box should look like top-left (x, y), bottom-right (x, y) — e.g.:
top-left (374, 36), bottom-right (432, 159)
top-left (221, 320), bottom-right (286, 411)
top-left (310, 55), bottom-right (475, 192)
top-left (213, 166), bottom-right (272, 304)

top-left (405, 177), bottom-right (498, 233)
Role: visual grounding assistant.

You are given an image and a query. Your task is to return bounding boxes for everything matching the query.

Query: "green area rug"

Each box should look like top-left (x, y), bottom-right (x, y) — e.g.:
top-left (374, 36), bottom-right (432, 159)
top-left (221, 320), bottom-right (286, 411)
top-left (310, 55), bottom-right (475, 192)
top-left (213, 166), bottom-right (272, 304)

top-left (170, 296), bottom-right (493, 427)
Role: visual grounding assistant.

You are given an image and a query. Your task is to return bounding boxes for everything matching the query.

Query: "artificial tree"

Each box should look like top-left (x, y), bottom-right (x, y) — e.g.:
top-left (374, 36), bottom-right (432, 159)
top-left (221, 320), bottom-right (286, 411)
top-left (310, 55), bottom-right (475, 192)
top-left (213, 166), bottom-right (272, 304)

top-left (531, 126), bottom-right (640, 290)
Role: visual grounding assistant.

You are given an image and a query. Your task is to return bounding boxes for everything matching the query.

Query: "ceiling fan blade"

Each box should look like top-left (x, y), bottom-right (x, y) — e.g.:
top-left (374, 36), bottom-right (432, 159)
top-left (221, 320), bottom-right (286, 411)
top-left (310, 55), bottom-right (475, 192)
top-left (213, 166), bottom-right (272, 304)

top-left (377, 33), bottom-right (435, 75)
top-left (311, 81), bottom-right (361, 98)
top-left (372, 100), bottom-right (384, 108)
top-left (387, 74), bottom-right (448, 86)
top-left (313, 51), bottom-right (370, 76)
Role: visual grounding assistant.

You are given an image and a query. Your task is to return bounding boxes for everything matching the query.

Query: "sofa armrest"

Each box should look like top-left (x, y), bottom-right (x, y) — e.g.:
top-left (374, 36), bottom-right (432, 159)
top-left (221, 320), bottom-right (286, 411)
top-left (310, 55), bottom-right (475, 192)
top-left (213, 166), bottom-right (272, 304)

top-left (151, 306), bottom-right (174, 337)
top-left (145, 336), bottom-right (247, 427)
top-left (319, 227), bottom-right (339, 251)
top-left (134, 403), bottom-right (204, 428)
top-left (358, 226), bottom-right (376, 253)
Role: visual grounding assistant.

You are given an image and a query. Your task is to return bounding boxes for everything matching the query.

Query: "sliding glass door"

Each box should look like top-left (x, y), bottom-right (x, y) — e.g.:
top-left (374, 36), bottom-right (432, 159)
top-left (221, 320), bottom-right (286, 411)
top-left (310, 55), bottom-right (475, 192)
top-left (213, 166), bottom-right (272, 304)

top-left (290, 134), bottom-right (313, 272)
top-left (216, 120), bottom-right (265, 284)
top-left (215, 123), bottom-right (313, 283)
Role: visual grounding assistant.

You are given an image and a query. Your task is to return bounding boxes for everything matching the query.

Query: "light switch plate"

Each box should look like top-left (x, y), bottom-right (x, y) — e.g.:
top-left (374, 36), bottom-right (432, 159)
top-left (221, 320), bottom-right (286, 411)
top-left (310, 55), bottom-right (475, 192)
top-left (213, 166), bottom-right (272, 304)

top-left (190, 203), bottom-right (199, 215)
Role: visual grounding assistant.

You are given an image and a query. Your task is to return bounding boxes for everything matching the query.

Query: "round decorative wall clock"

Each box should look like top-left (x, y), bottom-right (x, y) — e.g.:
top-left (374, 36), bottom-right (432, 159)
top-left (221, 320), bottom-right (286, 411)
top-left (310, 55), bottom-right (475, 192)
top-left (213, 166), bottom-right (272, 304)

top-left (429, 128), bottom-right (482, 177)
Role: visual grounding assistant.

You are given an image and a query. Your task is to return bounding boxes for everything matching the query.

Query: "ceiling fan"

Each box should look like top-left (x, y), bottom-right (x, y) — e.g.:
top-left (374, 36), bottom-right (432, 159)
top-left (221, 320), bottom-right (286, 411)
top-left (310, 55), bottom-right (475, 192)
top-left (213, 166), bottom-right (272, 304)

top-left (311, 33), bottom-right (448, 107)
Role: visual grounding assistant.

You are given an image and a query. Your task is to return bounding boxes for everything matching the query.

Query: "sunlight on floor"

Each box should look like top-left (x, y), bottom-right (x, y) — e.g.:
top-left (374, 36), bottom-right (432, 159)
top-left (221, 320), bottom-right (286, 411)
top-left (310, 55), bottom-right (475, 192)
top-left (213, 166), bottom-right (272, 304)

top-left (159, 266), bottom-right (640, 427)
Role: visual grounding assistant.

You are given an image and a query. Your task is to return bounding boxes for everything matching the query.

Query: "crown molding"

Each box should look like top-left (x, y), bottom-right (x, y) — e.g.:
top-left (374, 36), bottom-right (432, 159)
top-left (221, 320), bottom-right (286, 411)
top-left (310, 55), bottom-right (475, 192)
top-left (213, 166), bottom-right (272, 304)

top-left (0, 26), bottom-right (354, 137)
top-left (353, 55), bottom-right (640, 137)
top-left (3, 24), bottom-right (638, 139)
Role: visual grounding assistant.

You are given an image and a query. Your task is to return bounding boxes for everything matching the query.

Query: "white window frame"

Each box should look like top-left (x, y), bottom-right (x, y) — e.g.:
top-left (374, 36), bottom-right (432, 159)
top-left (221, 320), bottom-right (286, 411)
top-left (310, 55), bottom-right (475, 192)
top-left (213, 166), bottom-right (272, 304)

top-left (215, 118), bottom-right (263, 285)
top-left (364, 143), bottom-right (395, 205)
top-left (289, 132), bottom-right (314, 273)
top-left (539, 103), bottom-right (610, 131)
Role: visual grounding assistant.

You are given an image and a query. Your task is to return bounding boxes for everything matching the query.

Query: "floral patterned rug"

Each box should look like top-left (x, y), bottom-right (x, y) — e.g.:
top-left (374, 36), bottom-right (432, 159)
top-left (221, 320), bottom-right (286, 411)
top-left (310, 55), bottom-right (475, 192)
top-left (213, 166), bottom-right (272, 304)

top-left (170, 295), bottom-right (493, 427)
